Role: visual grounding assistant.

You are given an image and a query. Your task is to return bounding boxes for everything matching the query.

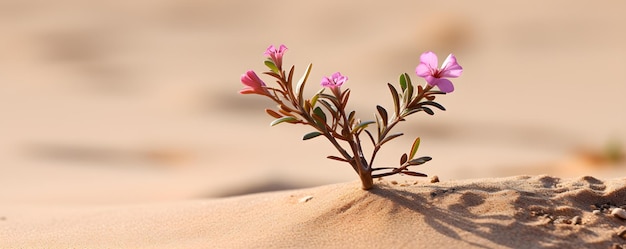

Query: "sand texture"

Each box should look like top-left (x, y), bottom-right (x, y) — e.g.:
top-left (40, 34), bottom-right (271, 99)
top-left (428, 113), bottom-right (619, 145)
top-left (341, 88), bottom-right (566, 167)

top-left (3, 175), bottom-right (626, 248)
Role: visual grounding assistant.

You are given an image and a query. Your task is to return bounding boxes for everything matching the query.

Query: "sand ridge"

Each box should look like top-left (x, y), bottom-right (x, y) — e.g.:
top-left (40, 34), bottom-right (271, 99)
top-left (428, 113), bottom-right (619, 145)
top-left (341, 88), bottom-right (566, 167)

top-left (3, 175), bottom-right (625, 248)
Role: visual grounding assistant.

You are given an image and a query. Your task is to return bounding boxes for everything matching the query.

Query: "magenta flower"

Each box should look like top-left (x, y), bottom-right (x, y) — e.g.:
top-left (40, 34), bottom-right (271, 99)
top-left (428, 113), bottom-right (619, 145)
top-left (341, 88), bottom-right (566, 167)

top-left (264, 44), bottom-right (288, 69)
top-left (321, 72), bottom-right (348, 89)
top-left (415, 51), bottom-right (463, 93)
top-left (239, 70), bottom-right (269, 95)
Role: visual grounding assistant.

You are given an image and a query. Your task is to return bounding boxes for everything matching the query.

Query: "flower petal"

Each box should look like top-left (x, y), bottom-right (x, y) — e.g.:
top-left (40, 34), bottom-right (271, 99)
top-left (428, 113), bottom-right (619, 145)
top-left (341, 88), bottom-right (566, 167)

top-left (278, 44), bottom-right (288, 53)
top-left (441, 54), bottom-right (463, 78)
top-left (239, 87), bottom-right (256, 94)
top-left (240, 73), bottom-right (254, 87)
top-left (264, 45), bottom-right (276, 56)
top-left (240, 70), bottom-right (268, 95)
top-left (335, 72), bottom-right (348, 87)
top-left (249, 71), bottom-right (266, 86)
top-left (321, 76), bottom-right (332, 87)
top-left (420, 52), bottom-right (438, 70)
top-left (416, 63), bottom-right (432, 77)
top-left (321, 72), bottom-right (347, 88)
top-left (423, 75), bottom-right (436, 85)
top-left (336, 77), bottom-right (347, 87)
top-left (432, 78), bottom-right (454, 93)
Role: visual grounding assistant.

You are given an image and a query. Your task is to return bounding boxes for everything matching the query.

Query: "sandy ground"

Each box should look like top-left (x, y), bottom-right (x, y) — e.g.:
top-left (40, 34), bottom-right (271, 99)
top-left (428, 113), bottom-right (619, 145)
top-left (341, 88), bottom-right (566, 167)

top-left (1, 0), bottom-right (625, 248)
top-left (4, 176), bottom-right (626, 248)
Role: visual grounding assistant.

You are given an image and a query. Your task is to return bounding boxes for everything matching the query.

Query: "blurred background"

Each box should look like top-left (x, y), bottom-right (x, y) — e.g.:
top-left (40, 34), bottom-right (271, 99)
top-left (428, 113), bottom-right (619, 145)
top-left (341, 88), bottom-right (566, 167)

top-left (1, 0), bottom-right (624, 205)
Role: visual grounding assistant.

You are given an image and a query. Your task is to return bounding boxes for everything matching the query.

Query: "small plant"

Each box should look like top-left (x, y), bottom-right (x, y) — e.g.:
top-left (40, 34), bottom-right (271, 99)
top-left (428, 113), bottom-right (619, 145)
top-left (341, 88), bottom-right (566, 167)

top-left (239, 45), bottom-right (463, 190)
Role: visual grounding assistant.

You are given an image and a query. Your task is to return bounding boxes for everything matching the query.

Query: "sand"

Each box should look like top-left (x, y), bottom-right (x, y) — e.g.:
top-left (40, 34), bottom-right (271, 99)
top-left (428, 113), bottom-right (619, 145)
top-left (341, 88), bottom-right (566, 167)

top-left (3, 175), bottom-right (626, 248)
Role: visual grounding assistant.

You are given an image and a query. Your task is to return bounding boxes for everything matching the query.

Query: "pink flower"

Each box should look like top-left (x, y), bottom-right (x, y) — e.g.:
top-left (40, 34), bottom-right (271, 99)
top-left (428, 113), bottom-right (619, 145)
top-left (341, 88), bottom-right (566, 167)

top-left (264, 44), bottom-right (288, 69)
top-left (239, 70), bottom-right (269, 95)
top-left (321, 72), bottom-right (348, 89)
top-left (415, 51), bottom-right (463, 93)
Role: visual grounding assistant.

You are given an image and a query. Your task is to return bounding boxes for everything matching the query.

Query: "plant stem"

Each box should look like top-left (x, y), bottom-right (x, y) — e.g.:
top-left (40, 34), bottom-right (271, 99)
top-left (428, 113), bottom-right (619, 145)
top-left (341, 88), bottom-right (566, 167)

top-left (368, 118), bottom-right (401, 167)
top-left (358, 169), bottom-right (374, 189)
top-left (354, 134), bottom-right (374, 189)
top-left (368, 84), bottom-right (434, 168)
top-left (332, 87), bottom-right (373, 189)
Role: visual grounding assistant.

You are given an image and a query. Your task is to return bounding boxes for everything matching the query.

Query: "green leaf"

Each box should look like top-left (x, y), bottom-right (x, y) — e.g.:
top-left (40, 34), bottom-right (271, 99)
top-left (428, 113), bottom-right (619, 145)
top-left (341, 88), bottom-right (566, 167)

top-left (348, 111), bottom-right (356, 125)
top-left (403, 108), bottom-right (421, 116)
top-left (296, 63), bottom-right (313, 104)
top-left (353, 121), bottom-right (375, 133)
top-left (407, 156), bottom-right (432, 166)
top-left (421, 101), bottom-right (446, 111)
top-left (399, 73), bottom-right (408, 92)
top-left (422, 107), bottom-right (434, 115)
top-left (405, 73), bottom-right (413, 89)
top-left (313, 107), bottom-right (326, 123)
top-left (303, 131), bottom-right (323, 140)
top-left (380, 133), bottom-right (403, 145)
top-left (402, 73), bottom-right (414, 107)
top-left (376, 105), bottom-right (388, 127)
top-left (404, 73), bottom-right (413, 97)
top-left (270, 116), bottom-right (297, 126)
top-left (264, 60), bottom-right (279, 74)
top-left (318, 99), bottom-right (336, 113)
top-left (310, 88), bottom-right (324, 107)
top-left (388, 83), bottom-right (400, 117)
top-left (409, 137), bottom-right (421, 160)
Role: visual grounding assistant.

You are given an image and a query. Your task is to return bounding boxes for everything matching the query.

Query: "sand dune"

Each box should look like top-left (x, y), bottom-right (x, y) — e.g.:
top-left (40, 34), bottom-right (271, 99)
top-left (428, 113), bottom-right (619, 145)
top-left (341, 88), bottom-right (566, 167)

top-left (3, 175), bottom-right (625, 248)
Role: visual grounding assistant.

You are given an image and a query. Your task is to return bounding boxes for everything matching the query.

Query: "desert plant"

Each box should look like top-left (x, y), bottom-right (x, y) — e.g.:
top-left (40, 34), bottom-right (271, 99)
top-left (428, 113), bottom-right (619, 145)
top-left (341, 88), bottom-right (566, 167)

top-left (239, 45), bottom-right (463, 190)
